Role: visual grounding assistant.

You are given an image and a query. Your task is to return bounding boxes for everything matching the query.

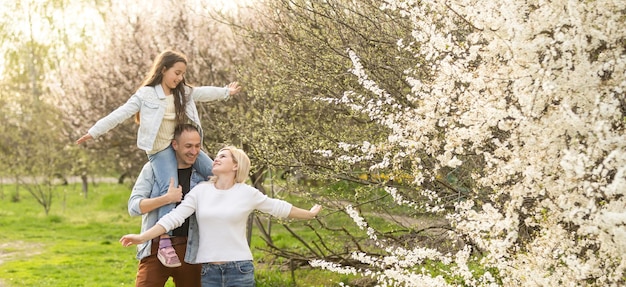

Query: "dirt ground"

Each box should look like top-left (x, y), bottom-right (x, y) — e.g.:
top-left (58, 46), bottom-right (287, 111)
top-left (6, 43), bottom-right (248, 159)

top-left (0, 241), bottom-right (43, 287)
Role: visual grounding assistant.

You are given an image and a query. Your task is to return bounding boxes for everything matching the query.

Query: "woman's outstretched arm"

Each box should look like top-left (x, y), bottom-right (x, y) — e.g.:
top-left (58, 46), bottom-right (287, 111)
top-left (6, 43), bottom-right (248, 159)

top-left (288, 204), bottom-right (322, 220)
top-left (119, 224), bottom-right (167, 247)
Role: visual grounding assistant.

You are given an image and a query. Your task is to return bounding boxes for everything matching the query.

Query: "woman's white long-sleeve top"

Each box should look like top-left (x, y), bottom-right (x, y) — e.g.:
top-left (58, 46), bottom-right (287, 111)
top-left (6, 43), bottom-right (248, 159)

top-left (156, 182), bottom-right (293, 264)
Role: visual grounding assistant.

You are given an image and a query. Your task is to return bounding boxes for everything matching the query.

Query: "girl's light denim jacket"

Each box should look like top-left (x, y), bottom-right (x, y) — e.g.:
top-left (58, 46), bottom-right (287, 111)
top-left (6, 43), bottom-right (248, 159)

top-left (88, 84), bottom-right (229, 150)
top-left (128, 162), bottom-right (205, 260)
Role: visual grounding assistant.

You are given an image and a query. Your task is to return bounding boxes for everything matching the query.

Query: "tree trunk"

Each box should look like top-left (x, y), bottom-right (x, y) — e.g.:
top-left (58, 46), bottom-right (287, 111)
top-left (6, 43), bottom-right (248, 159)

top-left (118, 172), bottom-right (128, 184)
top-left (81, 174), bottom-right (88, 199)
top-left (13, 175), bottom-right (20, 202)
top-left (246, 213), bottom-right (254, 247)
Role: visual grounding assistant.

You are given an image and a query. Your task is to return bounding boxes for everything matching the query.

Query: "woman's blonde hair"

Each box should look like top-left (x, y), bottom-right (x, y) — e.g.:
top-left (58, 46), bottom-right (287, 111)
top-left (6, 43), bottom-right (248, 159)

top-left (212, 146), bottom-right (250, 183)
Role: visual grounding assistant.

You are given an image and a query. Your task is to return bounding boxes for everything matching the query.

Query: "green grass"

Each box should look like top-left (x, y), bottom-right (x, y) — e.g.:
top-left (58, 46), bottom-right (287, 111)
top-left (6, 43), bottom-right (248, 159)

top-left (0, 183), bottom-right (139, 286)
top-left (0, 181), bottom-right (491, 286)
top-left (0, 183), bottom-right (357, 287)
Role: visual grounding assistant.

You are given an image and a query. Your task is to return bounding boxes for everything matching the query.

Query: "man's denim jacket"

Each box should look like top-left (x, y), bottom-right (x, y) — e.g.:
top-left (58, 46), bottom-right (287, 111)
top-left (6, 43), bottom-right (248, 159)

top-left (88, 84), bottom-right (229, 151)
top-left (128, 162), bottom-right (205, 260)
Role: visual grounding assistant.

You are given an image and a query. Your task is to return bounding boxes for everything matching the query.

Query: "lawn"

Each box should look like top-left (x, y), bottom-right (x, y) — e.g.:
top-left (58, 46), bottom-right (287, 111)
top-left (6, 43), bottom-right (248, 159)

top-left (0, 182), bottom-right (356, 287)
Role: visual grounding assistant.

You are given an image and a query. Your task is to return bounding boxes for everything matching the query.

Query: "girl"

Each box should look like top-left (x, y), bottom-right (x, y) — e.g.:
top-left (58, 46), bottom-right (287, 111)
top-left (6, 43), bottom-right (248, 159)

top-left (77, 50), bottom-right (241, 268)
top-left (120, 146), bottom-right (322, 286)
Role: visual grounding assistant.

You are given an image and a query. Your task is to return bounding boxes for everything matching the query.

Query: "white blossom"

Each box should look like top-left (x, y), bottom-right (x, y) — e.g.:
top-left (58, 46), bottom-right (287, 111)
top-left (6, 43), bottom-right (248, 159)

top-left (323, 0), bottom-right (626, 285)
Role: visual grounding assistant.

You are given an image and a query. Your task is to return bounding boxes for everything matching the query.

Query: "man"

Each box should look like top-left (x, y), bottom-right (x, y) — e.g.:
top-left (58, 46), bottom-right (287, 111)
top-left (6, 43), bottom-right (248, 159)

top-left (127, 124), bottom-right (208, 287)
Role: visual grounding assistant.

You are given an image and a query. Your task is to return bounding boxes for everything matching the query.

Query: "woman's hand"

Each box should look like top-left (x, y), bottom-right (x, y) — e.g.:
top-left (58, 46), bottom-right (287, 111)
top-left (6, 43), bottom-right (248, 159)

top-left (120, 234), bottom-right (145, 247)
top-left (288, 204), bottom-right (322, 219)
top-left (75, 133), bottom-right (93, 144)
top-left (120, 225), bottom-right (166, 247)
top-left (309, 204), bottom-right (322, 218)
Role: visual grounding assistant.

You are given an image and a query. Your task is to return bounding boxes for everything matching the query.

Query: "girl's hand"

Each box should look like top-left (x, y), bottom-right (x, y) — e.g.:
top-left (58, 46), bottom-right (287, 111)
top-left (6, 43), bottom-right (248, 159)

top-left (76, 133), bottom-right (93, 144)
top-left (120, 234), bottom-right (144, 247)
top-left (227, 82), bottom-right (242, 96)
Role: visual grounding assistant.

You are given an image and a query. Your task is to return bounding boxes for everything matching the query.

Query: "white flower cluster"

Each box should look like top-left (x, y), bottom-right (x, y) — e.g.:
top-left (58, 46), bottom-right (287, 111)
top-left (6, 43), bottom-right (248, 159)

top-left (319, 0), bottom-right (626, 285)
top-left (313, 149), bottom-right (333, 158)
top-left (345, 204), bottom-right (379, 243)
top-left (384, 186), bottom-right (416, 208)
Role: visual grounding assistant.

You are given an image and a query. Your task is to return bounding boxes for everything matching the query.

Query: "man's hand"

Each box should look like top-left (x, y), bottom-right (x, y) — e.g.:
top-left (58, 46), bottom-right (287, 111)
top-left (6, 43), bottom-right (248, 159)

top-left (164, 177), bottom-right (183, 204)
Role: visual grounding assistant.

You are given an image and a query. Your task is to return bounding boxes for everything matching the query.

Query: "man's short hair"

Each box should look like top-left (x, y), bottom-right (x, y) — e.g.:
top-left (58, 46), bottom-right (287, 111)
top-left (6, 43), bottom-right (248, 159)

top-left (173, 124), bottom-right (199, 141)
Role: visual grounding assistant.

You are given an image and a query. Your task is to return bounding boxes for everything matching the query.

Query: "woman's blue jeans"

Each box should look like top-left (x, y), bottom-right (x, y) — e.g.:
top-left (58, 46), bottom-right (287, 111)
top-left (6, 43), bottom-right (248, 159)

top-left (201, 260), bottom-right (255, 287)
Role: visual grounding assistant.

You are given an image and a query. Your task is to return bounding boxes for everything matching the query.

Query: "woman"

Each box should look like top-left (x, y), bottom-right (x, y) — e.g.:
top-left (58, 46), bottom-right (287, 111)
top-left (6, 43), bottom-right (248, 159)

top-left (120, 146), bottom-right (322, 286)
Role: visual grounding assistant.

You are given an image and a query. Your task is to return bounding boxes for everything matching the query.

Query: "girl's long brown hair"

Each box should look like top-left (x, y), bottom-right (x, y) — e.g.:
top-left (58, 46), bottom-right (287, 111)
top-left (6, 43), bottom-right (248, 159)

top-left (134, 50), bottom-right (188, 124)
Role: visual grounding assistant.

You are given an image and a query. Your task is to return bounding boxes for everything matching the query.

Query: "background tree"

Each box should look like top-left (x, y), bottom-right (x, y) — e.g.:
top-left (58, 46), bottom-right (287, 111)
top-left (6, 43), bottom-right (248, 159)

top-left (0, 0), bottom-right (85, 209)
top-left (217, 0), bottom-right (459, 271)
top-left (3, 98), bottom-right (72, 215)
top-left (207, 0), bottom-right (626, 285)
top-left (301, 1), bottom-right (626, 286)
top-left (61, 0), bottom-right (241, 186)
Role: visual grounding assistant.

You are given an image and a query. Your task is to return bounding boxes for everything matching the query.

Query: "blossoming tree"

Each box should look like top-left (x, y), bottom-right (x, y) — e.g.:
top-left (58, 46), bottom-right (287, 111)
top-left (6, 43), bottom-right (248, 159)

top-left (310, 0), bottom-right (626, 286)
